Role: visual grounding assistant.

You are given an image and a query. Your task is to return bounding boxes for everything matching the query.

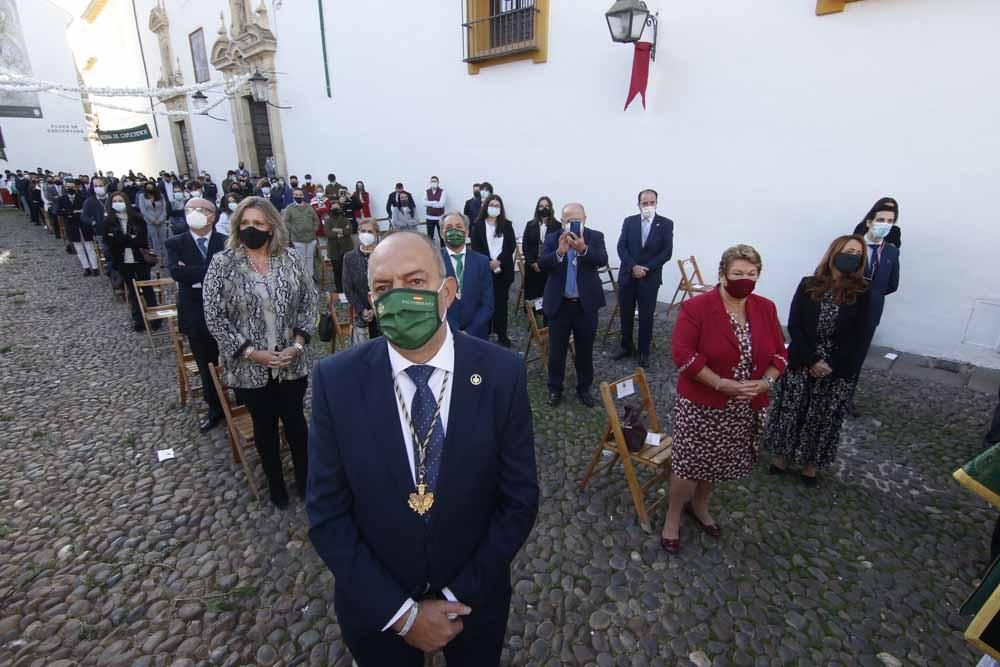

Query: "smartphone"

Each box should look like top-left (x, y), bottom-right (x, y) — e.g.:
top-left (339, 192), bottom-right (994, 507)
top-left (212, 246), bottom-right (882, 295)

top-left (569, 220), bottom-right (582, 237)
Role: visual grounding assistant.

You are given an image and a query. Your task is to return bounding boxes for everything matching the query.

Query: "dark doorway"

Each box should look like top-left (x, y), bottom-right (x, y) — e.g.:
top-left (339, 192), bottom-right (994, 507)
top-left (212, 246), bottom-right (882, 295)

top-left (175, 120), bottom-right (194, 176)
top-left (247, 97), bottom-right (273, 177)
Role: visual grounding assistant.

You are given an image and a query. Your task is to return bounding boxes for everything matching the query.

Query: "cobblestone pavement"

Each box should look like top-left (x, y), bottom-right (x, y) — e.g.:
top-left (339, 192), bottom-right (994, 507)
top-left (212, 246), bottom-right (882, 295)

top-left (0, 209), bottom-right (994, 666)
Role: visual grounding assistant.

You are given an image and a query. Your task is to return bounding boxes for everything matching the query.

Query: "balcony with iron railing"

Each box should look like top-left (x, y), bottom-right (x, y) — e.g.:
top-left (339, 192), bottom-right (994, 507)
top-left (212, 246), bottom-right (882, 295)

top-left (462, 1), bottom-right (542, 64)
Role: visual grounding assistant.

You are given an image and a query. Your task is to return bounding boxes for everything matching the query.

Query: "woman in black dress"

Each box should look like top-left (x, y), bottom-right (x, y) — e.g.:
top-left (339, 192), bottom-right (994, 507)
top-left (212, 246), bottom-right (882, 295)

top-left (522, 196), bottom-right (560, 311)
top-left (471, 194), bottom-right (516, 347)
top-left (763, 235), bottom-right (870, 485)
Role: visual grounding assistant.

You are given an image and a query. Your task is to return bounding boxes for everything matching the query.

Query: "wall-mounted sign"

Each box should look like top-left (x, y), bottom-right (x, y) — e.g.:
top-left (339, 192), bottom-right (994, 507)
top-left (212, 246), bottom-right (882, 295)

top-left (97, 124), bottom-right (153, 144)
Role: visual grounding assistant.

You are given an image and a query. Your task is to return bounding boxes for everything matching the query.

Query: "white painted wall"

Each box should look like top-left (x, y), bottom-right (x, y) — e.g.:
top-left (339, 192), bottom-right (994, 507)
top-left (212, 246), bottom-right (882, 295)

top-left (63, 0), bottom-right (1000, 366)
top-left (4, 0), bottom-right (94, 173)
top-left (65, 0), bottom-right (163, 176)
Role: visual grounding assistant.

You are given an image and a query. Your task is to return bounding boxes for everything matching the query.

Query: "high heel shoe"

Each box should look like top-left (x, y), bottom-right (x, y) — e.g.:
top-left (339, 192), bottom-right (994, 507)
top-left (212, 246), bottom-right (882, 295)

top-left (683, 503), bottom-right (721, 538)
top-left (660, 536), bottom-right (680, 554)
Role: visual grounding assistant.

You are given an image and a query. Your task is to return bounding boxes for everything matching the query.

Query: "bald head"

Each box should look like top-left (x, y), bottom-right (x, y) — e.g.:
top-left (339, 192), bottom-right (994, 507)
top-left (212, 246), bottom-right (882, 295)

top-left (368, 230), bottom-right (447, 288)
top-left (562, 202), bottom-right (586, 220)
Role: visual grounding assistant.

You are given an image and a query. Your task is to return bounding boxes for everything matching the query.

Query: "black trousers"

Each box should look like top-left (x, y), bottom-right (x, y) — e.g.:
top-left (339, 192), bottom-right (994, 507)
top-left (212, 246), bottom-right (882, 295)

top-left (426, 220), bottom-right (444, 247)
top-left (491, 277), bottom-right (512, 340)
top-left (186, 332), bottom-right (223, 418)
top-left (618, 278), bottom-right (659, 355)
top-left (345, 586), bottom-right (511, 667)
top-left (330, 255), bottom-right (345, 293)
top-left (28, 201), bottom-right (40, 224)
top-left (547, 299), bottom-right (596, 393)
top-left (120, 263), bottom-right (156, 326)
top-left (234, 376), bottom-right (309, 497)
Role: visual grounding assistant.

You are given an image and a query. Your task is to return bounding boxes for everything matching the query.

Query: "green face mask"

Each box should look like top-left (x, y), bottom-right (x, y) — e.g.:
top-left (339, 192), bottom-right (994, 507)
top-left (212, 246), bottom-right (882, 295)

top-left (374, 281), bottom-right (445, 350)
top-left (444, 228), bottom-right (466, 248)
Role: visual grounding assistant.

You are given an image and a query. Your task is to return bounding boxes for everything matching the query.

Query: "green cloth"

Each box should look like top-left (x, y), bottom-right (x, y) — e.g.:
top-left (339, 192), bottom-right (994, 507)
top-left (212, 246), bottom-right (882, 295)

top-left (283, 203), bottom-right (320, 244)
top-left (954, 442), bottom-right (1000, 509)
top-left (324, 213), bottom-right (355, 260)
top-left (453, 252), bottom-right (465, 292)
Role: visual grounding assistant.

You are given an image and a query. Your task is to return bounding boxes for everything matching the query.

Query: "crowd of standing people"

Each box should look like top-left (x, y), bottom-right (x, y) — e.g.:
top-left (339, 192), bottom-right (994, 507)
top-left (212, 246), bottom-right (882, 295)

top-left (4, 162), bottom-right (906, 665)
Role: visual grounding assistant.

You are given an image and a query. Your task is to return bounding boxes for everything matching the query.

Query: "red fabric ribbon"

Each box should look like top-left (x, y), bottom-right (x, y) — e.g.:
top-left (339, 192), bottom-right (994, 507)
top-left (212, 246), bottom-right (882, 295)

top-left (624, 42), bottom-right (652, 110)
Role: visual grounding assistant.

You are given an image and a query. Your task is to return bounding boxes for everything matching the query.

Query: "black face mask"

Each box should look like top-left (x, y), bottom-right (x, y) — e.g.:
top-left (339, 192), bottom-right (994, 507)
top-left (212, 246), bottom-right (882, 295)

top-left (240, 227), bottom-right (270, 250)
top-left (834, 252), bottom-right (863, 274)
top-left (537, 207), bottom-right (550, 218)
top-left (293, 197), bottom-right (304, 204)
top-left (473, 190), bottom-right (480, 198)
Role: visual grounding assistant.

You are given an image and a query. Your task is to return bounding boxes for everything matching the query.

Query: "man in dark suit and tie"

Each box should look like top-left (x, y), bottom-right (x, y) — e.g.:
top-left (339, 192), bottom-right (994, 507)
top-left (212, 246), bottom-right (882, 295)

top-left (307, 230), bottom-right (539, 666)
top-left (440, 211), bottom-right (494, 339)
top-left (613, 189), bottom-right (674, 367)
top-left (539, 202), bottom-right (609, 408)
top-left (165, 197), bottom-right (227, 432)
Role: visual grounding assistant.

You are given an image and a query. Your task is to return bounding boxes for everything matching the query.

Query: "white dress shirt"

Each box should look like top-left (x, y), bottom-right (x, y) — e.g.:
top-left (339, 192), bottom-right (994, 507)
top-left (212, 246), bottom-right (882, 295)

top-left (119, 214), bottom-right (137, 264)
top-left (382, 324), bottom-right (459, 631)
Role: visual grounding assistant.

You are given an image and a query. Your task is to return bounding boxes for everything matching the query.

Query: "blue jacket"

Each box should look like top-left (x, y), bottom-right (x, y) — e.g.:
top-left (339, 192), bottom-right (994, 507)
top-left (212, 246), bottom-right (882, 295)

top-left (539, 227), bottom-right (609, 318)
top-left (443, 248), bottom-right (494, 339)
top-left (81, 195), bottom-right (110, 237)
top-left (616, 213), bottom-right (674, 288)
top-left (306, 333), bottom-right (539, 644)
top-left (865, 240), bottom-right (900, 331)
top-left (165, 230), bottom-right (228, 338)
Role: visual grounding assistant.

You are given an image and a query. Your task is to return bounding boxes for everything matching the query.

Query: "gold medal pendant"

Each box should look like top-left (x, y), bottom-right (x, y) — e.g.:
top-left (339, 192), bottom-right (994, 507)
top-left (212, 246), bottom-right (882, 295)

top-left (408, 483), bottom-right (435, 516)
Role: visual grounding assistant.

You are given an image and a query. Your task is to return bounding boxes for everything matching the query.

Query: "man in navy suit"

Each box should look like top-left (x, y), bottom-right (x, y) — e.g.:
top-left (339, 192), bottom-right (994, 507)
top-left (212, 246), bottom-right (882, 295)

top-left (440, 212), bottom-right (494, 339)
top-left (165, 197), bottom-right (227, 432)
top-left (613, 189), bottom-right (674, 367)
top-left (540, 202), bottom-right (609, 408)
top-left (307, 231), bottom-right (539, 666)
top-left (852, 201), bottom-right (900, 416)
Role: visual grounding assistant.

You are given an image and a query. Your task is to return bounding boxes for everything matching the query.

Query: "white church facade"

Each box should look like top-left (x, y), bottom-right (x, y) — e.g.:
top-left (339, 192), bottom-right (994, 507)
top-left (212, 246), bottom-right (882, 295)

top-left (5, 0), bottom-right (1000, 368)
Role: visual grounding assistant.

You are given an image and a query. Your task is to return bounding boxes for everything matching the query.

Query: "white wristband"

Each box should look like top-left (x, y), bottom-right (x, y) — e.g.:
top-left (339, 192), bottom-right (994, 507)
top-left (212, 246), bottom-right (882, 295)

top-left (398, 602), bottom-right (419, 637)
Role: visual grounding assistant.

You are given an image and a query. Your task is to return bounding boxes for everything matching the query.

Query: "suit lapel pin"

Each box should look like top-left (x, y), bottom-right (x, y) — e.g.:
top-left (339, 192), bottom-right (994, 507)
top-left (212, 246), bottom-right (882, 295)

top-left (470, 373), bottom-right (482, 386)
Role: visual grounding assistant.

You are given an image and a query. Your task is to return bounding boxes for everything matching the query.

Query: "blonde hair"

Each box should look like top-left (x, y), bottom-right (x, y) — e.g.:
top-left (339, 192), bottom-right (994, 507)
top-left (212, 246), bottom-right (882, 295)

top-left (357, 217), bottom-right (380, 234)
top-left (718, 244), bottom-right (763, 278)
top-left (227, 196), bottom-right (289, 256)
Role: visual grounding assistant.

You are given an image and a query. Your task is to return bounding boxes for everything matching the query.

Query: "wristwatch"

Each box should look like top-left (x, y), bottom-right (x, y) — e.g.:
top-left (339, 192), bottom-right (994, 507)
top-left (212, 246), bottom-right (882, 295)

top-left (242, 346), bottom-right (255, 360)
top-left (764, 376), bottom-right (776, 391)
top-left (293, 342), bottom-right (305, 353)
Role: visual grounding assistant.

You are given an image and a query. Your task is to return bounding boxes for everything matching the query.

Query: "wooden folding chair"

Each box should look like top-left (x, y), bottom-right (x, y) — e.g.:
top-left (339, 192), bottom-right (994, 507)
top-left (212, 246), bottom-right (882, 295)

top-left (580, 367), bottom-right (673, 533)
top-left (133, 278), bottom-right (178, 351)
top-left (168, 321), bottom-right (202, 409)
top-left (209, 363), bottom-right (260, 499)
top-left (522, 299), bottom-right (575, 371)
top-left (601, 265), bottom-right (631, 344)
top-left (665, 256), bottom-right (714, 320)
top-left (327, 292), bottom-right (354, 353)
top-left (513, 242), bottom-right (526, 320)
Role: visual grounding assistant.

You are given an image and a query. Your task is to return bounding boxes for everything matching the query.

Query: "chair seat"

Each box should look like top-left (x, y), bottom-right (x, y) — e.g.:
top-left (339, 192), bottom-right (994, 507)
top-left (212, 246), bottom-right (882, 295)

top-left (601, 435), bottom-right (673, 467)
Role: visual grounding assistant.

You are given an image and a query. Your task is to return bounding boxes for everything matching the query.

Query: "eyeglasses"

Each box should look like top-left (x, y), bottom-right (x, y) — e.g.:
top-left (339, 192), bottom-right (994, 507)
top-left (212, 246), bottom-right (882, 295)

top-left (186, 206), bottom-right (215, 215)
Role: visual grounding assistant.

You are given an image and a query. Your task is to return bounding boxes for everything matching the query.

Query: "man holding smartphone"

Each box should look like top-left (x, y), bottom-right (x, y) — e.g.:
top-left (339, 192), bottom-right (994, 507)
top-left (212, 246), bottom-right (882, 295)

top-left (539, 202), bottom-right (609, 407)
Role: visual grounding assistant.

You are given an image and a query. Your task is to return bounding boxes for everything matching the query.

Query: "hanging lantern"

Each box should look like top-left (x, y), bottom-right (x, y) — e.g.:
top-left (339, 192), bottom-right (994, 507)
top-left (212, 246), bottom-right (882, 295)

top-left (191, 89), bottom-right (208, 111)
top-left (606, 0), bottom-right (650, 44)
top-left (247, 69), bottom-right (269, 104)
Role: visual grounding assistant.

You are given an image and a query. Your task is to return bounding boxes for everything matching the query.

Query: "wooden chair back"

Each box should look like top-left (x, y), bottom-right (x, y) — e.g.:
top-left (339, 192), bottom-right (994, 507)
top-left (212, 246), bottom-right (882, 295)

top-left (580, 367), bottom-right (673, 533)
top-left (601, 265), bottom-right (623, 344)
top-left (328, 292), bottom-right (354, 353)
top-left (209, 363), bottom-right (260, 500)
top-left (665, 256), bottom-right (714, 319)
top-left (513, 242), bottom-right (526, 319)
top-left (93, 243), bottom-right (126, 302)
top-left (133, 278), bottom-right (178, 351)
top-left (168, 320), bottom-right (202, 409)
top-left (523, 299), bottom-right (575, 373)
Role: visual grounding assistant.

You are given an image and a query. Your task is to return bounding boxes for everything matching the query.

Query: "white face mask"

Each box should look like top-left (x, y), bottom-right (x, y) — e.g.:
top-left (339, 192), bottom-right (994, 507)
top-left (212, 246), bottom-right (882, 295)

top-left (359, 232), bottom-right (377, 246)
top-left (186, 211), bottom-right (210, 230)
top-left (261, 188), bottom-right (271, 196)
top-left (227, 202), bottom-right (238, 212)
top-left (430, 181), bottom-right (439, 189)
top-left (174, 192), bottom-right (185, 200)
top-left (871, 221), bottom-right (893, 239)
top-left (190, 190), bottom-right (202, 198)
top-left (94, 186), bottom-right (106, 196)
top-left (111, 201), bottom-right (127, 213)
top-left (305, 178), bottom-right (311, 183)
top-left (481, 191), bottom-right (491, 200)
top-left (641, 205), bottom-right (655, 219)
top-left (487, 206), bottom-right (501, 218)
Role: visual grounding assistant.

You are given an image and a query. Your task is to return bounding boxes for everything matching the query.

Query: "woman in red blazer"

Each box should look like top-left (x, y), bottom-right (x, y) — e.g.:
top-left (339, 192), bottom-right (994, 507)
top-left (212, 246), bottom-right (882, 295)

top-left (661, 244), bottom-right (788, 554)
